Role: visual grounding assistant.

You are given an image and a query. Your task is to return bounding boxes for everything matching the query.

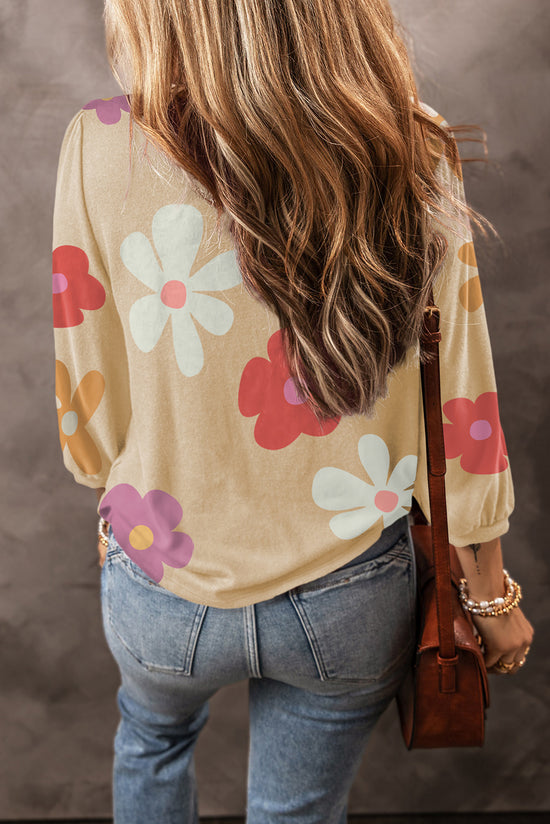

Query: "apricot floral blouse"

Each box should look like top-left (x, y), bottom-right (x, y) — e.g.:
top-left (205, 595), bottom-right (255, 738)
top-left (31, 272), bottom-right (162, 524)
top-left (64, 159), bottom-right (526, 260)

top-left (51, 97), bottom-right (514, 607)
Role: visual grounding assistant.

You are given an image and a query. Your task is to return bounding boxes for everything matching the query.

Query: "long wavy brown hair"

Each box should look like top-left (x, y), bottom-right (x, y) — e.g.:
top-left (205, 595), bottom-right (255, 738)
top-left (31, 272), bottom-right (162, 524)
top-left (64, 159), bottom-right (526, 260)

top-left (103, 0), bottom-right (488, 421)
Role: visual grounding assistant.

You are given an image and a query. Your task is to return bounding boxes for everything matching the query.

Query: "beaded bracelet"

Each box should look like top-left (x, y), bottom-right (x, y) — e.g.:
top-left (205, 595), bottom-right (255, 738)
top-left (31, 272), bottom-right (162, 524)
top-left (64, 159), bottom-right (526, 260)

top-left (458, 569), bottom-right (522, 617)
top-left (98, 516), bottom-right (109, 548)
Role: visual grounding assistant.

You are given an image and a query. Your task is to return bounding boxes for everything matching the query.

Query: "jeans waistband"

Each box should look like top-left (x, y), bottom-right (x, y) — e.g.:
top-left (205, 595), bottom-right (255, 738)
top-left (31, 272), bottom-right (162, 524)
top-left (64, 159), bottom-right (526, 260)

top-left (335, 514), bottom-right (410, 573)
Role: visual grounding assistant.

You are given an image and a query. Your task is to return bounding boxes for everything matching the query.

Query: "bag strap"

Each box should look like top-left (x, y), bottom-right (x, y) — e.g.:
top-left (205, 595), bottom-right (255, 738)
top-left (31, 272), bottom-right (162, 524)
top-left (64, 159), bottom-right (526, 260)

top-left (418, 288), bottom-right (457, 662)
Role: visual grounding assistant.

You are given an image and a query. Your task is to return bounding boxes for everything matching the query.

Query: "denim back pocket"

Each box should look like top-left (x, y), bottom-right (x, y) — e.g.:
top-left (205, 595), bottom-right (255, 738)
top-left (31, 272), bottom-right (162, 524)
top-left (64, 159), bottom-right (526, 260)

top-left (101, 529), bottom-right (207, 676)
top-left (288, 534), bottom-right (416, 684)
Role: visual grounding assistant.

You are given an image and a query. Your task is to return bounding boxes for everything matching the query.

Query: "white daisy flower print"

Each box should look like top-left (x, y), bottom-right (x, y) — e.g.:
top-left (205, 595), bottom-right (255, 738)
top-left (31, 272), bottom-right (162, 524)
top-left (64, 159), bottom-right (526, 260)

top-left (312, 434), bottom-right (417, 539)
top-left (120, 204), bottom-right (242, 377)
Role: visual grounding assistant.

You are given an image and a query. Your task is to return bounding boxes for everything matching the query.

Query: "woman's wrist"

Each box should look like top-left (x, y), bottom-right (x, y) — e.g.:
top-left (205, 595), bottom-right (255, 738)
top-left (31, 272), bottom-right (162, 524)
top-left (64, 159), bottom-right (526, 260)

top-left (454, 536), bottom-right (507, 601)
top-left (463, 562), bottom-right (508, 602)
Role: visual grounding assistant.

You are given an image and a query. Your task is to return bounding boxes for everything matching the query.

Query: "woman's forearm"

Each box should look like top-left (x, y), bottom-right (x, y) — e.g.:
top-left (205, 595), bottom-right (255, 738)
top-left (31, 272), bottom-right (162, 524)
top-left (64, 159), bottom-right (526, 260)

top-left (454, 537), bottom-right (507, 600)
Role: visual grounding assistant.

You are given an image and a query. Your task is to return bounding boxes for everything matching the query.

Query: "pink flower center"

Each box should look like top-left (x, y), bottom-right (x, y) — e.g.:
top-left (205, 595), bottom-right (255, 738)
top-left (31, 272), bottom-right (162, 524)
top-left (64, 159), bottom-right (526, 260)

top-left (52, 272), bottom-right (69, 294)
top-left (374, 489), bottom-right (399, 512)
top-left (160, 280), bottom-right (187, 309)
top-left (469, 419), bottom-right (492, 441)
top-left (283, 377), bottom-right (305, 405)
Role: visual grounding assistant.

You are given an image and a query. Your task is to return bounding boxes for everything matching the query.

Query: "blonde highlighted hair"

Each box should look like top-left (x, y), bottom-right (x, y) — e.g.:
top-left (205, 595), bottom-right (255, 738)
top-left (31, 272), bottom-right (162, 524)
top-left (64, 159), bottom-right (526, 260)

top-left (104, 0), bottom-right (488, 420)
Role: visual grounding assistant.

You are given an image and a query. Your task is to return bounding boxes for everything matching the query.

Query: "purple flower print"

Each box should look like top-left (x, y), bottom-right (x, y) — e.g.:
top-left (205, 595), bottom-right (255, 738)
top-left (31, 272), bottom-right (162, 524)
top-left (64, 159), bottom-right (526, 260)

top-left (99, 483), bottom-right (194, 582)
top-left (82, 95), bottom-right (130, 125)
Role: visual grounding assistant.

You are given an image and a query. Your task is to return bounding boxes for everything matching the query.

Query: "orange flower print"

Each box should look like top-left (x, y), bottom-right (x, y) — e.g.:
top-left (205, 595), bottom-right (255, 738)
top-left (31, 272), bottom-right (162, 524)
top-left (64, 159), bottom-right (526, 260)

top-left (55, 360), bottom-right (105, 475)
top-left (458, 242), bottom-right (483, 313)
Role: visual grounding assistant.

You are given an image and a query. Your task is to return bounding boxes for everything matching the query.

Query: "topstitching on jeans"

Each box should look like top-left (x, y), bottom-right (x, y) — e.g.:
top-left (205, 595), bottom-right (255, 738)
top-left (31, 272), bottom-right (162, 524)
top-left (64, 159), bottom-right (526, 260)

top-left (287, 589), bottom-right (328, 680)
top-left (243, 604), bottom-right (262, 678)
top-left (183, 603), bottom-right (209, 676)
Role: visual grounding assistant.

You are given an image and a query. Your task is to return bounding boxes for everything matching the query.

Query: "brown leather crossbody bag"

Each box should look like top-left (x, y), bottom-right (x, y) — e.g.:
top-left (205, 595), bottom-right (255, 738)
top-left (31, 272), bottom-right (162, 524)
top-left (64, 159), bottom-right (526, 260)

top-left (396, 293), bottom-right (490, 748)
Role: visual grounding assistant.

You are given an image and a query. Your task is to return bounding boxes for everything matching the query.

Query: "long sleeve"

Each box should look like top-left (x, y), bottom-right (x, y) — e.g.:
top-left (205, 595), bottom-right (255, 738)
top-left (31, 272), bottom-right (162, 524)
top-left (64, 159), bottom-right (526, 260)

top-left (414, 146), bottom-right (515, 547)
top-left (51, 110), bottom-right (131, 494)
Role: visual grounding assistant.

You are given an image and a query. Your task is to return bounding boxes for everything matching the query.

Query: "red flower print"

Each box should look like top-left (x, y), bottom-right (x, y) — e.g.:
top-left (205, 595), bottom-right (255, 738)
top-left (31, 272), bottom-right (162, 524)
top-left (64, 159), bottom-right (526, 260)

top-left (238, 330), bottom-right (340, 450)
top-left (52, 245), bottom-right (106, 328)
top-left (443, 392), bottom-right (508, 474)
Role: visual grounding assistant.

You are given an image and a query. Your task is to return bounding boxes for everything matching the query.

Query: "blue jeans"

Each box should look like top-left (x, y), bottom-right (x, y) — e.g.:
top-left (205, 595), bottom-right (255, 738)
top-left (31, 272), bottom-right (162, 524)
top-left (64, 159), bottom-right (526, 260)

top-left (100, 515), bottom-right (416, 824)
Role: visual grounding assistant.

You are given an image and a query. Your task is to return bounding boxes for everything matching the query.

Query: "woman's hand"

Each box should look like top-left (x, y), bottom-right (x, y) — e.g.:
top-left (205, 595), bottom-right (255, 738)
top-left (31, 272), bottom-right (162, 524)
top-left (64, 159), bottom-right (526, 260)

top-left (472, 607), bottom-right (534, 674)
top-left (454, 537), bottom-right (535, 675)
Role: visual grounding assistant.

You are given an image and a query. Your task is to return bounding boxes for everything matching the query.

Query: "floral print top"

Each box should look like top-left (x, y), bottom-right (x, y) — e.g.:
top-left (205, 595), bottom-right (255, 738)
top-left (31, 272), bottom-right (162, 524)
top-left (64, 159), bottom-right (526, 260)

top-left (51, 97), bottom-right (514, 607)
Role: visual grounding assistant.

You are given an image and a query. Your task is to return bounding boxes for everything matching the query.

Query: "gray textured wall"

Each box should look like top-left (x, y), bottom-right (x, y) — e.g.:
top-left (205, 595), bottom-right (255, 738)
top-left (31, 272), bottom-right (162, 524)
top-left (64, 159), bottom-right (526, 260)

top-left (1, 0), bottom-right (548, 818)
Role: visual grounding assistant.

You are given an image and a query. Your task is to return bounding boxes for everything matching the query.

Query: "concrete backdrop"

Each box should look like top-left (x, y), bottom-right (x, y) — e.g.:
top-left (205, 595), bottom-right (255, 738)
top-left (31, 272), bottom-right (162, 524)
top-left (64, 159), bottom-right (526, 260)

top-left (1, 0), bottom-right (549, 818)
